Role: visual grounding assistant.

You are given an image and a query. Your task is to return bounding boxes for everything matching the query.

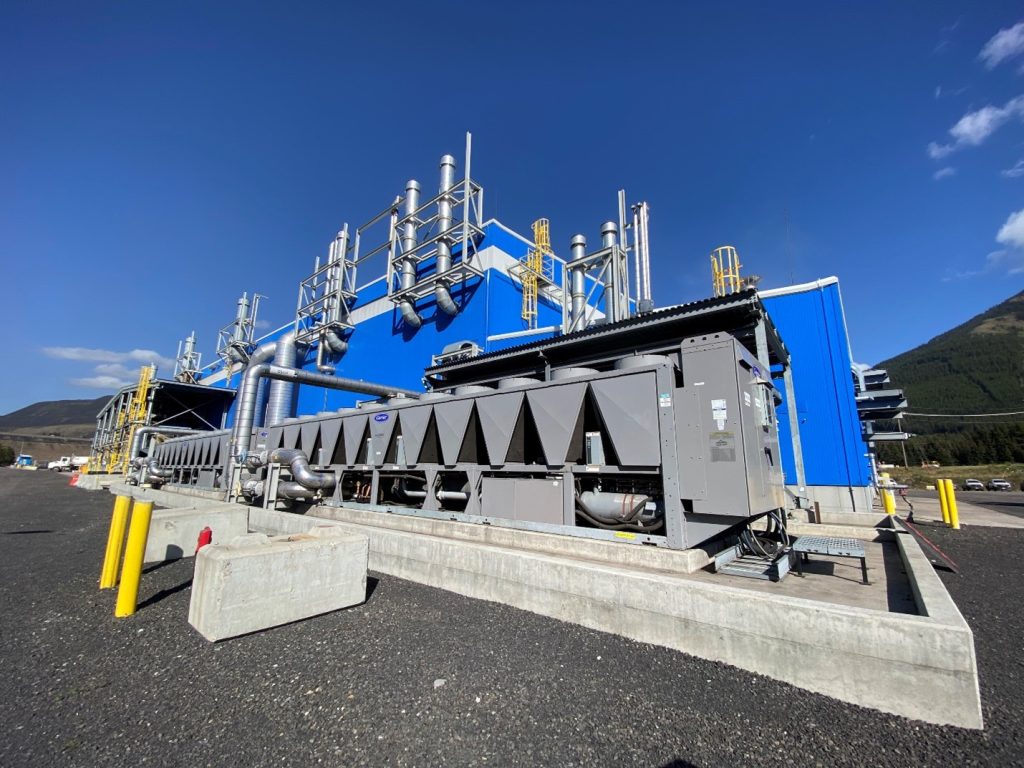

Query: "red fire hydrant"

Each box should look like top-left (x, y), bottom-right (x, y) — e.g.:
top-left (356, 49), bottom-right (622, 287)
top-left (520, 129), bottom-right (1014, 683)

top-left (195, 526), bottom-right (213, 554)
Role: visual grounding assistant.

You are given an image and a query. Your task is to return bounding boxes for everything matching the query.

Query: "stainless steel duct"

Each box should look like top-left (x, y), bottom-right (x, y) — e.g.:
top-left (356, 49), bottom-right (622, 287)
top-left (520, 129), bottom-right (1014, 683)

top-left (265, 331), bottom-right (301, 427)
top-left (434, 155), bottom-right (458, 316)
top-left (145, 457), bottom-right (174, 486)
top-left (233, 293), bottom-right (250, 343)
top-left (249, 340), bottom-right (280, 427)
top-left (600, 222), bottom-right (618, 323)
top-left (230, 364), bottom-right (421, 460)
top-left (399, 179), bottom-right (423, 327)
top-left (570, 234), bottom-right (587, 328)
top-left (632, 202), bottom-right (653, 314)
top-left (129, 426), bottom-right (201, 461)
top-left (323, 328), bottom-right (348, 355)
top-left (269, 447), bottom-right (336, 493)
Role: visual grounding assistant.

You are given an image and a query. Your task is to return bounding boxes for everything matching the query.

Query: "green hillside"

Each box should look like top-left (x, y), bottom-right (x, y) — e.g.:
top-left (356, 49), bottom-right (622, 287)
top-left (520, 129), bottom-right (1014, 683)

top-left (875, 289), bottom-right (1024, 465)
top-left (0, 396), bottom-right (109, 429)
top-left (878, 289), bottom-right (1024, 414)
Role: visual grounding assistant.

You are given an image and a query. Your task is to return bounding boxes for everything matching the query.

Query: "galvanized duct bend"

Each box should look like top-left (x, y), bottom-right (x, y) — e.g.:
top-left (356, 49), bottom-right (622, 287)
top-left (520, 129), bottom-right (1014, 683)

top-left (230, 364), bottom-right (421, 460)
top-left (230, 338), bottom-right (280, 430)
top-left (434, 155), bottom-right (458, 316)
top-left (269, 447), bottom-right (335, 493)
top-left (128, 426), bottom-right (201, 461)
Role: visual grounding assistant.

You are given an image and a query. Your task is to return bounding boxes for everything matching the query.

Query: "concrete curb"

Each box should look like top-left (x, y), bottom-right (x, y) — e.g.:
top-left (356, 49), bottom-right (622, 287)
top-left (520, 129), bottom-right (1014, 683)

top-left (249, 505), bottom-right (983, 729)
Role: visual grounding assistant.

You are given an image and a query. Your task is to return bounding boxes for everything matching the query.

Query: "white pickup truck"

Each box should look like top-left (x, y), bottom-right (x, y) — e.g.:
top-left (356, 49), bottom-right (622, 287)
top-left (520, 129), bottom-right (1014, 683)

top-left (47, 455), bottom-right (89, 472)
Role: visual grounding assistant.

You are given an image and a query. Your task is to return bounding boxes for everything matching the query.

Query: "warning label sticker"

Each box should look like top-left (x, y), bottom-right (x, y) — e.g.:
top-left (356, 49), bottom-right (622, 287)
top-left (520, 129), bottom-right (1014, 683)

top-left (711, 398), bottom-right (727, 429)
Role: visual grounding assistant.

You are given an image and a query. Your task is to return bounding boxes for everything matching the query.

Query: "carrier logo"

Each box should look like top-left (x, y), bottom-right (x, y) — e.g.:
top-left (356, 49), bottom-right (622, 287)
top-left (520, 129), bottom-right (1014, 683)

top-left (373, 413), bottom-right (390, 422)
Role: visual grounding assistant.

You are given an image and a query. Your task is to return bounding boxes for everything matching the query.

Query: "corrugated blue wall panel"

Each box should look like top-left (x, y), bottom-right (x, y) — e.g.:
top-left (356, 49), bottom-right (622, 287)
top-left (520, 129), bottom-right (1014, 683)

top-left (762, 282), bottom-right (871, 488)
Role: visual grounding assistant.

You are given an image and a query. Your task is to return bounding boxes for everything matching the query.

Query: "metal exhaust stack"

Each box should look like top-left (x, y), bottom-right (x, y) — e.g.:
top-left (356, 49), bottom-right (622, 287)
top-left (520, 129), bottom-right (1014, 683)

top-left (434, 155), bottom-right (458, 315)
top-left (399, 180), bottom-right (423, 327)
top-left (632, 202), bottom-right (653, 314)
top-left (601, 222), bottom-right (619, 323)
top-left (570, 235), bottom-right (587, 329)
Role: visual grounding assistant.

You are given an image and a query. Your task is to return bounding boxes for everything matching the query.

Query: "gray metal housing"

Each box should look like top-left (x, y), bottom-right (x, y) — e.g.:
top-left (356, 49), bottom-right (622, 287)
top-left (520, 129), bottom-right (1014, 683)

top-left (152, 290), bottom-right (797, 552)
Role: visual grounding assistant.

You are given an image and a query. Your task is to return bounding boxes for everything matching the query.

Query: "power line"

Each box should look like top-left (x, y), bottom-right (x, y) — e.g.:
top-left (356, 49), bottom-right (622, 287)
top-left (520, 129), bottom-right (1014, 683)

top-left (904, 410), bottom-right (1024, 418)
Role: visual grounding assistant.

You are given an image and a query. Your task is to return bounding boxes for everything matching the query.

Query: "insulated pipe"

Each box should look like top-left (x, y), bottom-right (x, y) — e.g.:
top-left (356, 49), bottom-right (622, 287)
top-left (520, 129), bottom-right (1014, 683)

top-left (323, 328), bottom-right (348, 355)
top-left (569, 234), bottom-right (587, 328)
top-left (145, 457), bottom-right (173, 486)
top-left (434, 155), bottom-right (458, 316)
top-left (129, 426), bottom-right (201, 461)
top-left (249, 341), bottom-right (279, 427)
top-left (399, 180), bottom-right (423, 328)
top-left (265, 332), bottom-right (301, 427)
top-left (277, 481), bottom-right (316, 500)
top-left (576, 490), bottom-right (650, 524)
top-left (230, 364), bottom-right (421, 460)
top-left (269, 448), bottom-right (335, 492)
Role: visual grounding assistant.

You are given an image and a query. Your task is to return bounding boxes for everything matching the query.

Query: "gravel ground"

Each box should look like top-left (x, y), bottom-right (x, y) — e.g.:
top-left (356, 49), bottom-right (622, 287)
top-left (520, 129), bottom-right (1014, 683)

top-left (1, 470), bottom-right (1022, 767)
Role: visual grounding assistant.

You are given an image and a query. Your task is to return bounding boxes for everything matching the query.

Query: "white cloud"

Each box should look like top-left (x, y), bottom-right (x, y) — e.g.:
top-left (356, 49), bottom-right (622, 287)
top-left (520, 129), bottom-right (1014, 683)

top-left (997, 207), bottom-right (1024, 248)
top-left (1002, 158), bottom-right (1024, 178)
top-left (928, 95), bottom-right (1024, 158)
top-left (42, 346), bottom-right (174, 369)
top-left (93, 362), bottom-right (135, 377)
top-left (69, 375), bottom-right (132, 390)
top-left (944, 210), bottom-right (1024, 280)
top-left (933, 166), bottom-right (956, 180)
top-left (254, 319), bottom-right (271, 330)
top-left (979, 21), bottom-right (1024, 69)
top-left (935, 85), bottom-right (942, 99)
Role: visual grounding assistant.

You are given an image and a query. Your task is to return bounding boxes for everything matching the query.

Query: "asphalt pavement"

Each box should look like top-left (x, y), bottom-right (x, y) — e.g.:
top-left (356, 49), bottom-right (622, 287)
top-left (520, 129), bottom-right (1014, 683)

top-left (1, 469), bottom-right (1022, 767)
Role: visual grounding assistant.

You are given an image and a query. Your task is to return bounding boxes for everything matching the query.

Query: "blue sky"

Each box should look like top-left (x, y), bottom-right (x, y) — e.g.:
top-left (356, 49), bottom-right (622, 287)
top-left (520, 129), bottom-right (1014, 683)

top-left (2, 1), bottom-right (1023, 414)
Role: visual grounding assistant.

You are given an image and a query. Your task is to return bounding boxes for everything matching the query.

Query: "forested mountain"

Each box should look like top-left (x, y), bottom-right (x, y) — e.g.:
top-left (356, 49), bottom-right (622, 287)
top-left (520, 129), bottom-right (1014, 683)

top-left (876, 289), bottom-right (1024, 465)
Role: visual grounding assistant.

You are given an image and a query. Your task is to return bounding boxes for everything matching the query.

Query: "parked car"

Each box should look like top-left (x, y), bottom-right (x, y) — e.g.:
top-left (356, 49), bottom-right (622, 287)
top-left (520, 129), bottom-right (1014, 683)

top-left (961, 478), bottom-right (984, 491)
top-left (987, 478), bottom-right (1012, 491)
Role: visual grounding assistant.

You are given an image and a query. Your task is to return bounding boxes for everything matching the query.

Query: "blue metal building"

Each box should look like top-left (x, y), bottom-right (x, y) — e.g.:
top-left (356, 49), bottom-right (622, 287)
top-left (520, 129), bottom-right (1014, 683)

top-left (759, 278), bottom-right (873, 513)
top-left (107, 139), bottom-right (878, 517)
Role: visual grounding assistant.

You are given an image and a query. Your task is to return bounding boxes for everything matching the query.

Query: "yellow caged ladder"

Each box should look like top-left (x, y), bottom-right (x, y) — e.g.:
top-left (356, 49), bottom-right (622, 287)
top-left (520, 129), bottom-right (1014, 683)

top-left (520, 218), bottom-right (554, 328)
top-left (106, 364), bottom-right (155, 474)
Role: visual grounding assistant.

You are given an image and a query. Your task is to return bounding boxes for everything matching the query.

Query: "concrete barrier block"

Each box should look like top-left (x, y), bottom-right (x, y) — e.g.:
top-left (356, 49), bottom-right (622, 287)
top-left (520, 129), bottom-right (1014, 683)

top-left (143, 506), bottom-right (249, 563)
top-left (188, 526), bottom-right (368, 642)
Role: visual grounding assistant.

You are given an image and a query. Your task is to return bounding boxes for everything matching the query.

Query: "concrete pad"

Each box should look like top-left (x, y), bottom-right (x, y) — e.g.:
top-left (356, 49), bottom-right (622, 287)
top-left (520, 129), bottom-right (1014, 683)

top-left (74, 474), bottom-right (114, 491)
top-left (249, 505), bottom-right (982, 729)
top-left (787, 519), bottom-right (891, 541)
top-left (254, 502), bottom-right (711, 575)
top-left (188, 527), bottom-right (368, 642)
top-left (109, 482), bottom-right (229, 511)
top-left (143, 505), bottom-right (249, 563)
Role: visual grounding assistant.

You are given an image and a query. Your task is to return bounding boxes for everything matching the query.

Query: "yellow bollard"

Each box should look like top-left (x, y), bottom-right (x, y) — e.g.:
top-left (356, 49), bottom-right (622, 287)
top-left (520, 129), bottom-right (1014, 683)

top-left (879, 473), bottom-right (896, 515)
top-left (882, 488), bottom-right (896, 515)
top-left (944, 479), bottom-right (961, 531)
top-left (115, 500), bottom-right (154, 618)
top-left (100, 495), bottom-right (132, 589)
top-left (938, 478), bottom-right (951, 526)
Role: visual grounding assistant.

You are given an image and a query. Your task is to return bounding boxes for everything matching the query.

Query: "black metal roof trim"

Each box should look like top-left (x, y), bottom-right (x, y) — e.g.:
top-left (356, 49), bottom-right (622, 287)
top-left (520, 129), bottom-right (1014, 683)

top-left (426, 288), bottom-right (769, 376)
